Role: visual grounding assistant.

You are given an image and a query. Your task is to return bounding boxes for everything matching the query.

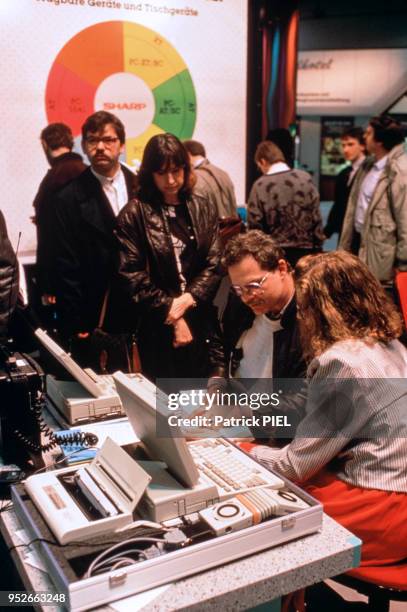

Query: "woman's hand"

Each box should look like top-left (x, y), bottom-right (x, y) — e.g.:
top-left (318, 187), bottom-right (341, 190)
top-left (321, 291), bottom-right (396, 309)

top-left (166, 293), bottom-right (196, 325)
top-left (172, 317), bottom-right (193, 348)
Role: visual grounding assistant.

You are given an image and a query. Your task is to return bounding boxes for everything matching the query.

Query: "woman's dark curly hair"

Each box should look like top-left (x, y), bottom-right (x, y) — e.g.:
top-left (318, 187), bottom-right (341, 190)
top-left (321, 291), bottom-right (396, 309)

top-left (295, 251), bottom-right (403, 362)
top-left (137, 133), bottom-right (195, 203)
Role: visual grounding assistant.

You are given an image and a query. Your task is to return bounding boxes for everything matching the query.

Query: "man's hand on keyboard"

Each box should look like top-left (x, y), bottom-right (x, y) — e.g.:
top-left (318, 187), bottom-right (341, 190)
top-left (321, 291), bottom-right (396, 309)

top-left (203, 377), bottom-right (253, 419)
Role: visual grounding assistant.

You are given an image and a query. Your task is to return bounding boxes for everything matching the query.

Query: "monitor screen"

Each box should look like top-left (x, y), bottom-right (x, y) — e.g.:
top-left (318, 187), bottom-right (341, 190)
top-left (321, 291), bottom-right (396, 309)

top-left (113, 371), bottom-right (199, 488)
top-left (35, 328), bottom-right (104, 398)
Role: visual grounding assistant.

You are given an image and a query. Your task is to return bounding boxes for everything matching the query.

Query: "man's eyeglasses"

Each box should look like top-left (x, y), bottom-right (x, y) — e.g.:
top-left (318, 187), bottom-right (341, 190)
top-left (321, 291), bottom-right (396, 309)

top-left (231, 272), bottom-right (271, 297)
top-left (85, 136), bottom-right (120, 148)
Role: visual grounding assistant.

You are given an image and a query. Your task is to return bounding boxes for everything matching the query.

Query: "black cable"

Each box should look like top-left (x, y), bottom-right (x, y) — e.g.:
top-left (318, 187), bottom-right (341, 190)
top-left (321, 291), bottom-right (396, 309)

top-left (12, 390), bottom-right (98, 454)
top-left (7, 535), bottom-right (139, 552)
top-left (0, 500), bottom-right (13, 515)
top-left (32, 446), bottom-right (99, 474)
top-left (12, 391), bottom-right (57, 454)
top-left (6, 526), bottom-right (168, 551)
top-left (8, 538), bottom-right (63, 552)
top-left (53, 430), bottom-right (99, 448)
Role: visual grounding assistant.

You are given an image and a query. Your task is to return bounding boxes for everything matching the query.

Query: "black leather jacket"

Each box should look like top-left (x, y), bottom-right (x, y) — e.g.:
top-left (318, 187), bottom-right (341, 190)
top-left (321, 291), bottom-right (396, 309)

top-left (0, 211), bottom-right (18, 340)
top-left (115, 194), bottom-right (222, 379)
top-left (53, 166), bottom-right (138, 337)
top-left (209, 293), bottom-right (305, 379)
top-left (116, 194), bottom-right (221, 318)
top-left (208, 294), bottom-right (307, 439)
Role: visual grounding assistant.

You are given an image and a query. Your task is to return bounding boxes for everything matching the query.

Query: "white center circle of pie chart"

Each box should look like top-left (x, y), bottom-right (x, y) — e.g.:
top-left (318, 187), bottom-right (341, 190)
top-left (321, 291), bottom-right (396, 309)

top-left (94, 72), bottom-right (155, 139)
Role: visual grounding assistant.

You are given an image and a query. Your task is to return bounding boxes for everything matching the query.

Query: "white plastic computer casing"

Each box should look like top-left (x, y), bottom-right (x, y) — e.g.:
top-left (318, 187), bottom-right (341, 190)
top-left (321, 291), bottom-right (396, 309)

top-left (24, 437), bottom-right (151, 544)
top-left (35, 328), bottom-right (126, 424)
top-left (13, 465), bottom-right (323, 611)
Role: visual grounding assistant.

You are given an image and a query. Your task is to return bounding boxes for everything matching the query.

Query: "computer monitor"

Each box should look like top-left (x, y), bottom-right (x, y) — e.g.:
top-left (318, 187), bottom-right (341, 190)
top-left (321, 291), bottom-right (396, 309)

top-left (35, 328), bottom-right (104, 398)
top-left (113, 371), bottom-right (200, 488)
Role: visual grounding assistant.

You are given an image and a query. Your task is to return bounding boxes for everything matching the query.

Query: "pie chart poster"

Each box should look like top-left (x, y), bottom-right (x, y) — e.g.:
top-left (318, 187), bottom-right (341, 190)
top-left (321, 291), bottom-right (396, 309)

top-left (0, 1), bottom-right (247, 252)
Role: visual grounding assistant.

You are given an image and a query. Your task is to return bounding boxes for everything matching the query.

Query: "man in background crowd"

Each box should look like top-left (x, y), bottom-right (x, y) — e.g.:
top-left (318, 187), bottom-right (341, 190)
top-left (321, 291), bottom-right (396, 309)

top-left (52, 111), bottom-right (137, 366)
top-left (340, 115), bottom-right (407, 287)
top-left (248, 141), bottom-right (324, 267)
top-left (0, 211), bottom-right (19, 342)
top-left (183, 139), bottom-right (238, 218)
top-left (33, 123), bottom-right (86, 305)
top-left (324, 127), bottom-right (365, 241)
top-left (266, 128), bottom-right (295, 168)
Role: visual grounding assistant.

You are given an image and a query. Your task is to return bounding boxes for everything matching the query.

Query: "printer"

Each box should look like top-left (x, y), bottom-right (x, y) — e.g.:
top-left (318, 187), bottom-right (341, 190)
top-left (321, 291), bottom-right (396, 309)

top-left (35, 328), bottom-right (125, 424)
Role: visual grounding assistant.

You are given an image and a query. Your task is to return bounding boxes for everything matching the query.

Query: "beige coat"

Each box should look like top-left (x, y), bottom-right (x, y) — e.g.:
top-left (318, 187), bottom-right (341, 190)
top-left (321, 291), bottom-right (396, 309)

top-left (339, 143), bottom-right (407, 283)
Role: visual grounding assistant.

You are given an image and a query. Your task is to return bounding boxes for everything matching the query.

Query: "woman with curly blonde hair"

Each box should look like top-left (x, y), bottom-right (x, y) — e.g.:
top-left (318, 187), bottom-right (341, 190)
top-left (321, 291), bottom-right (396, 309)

top-left (295, 251), bottom-right (402, 361)
top-left (247, 251), bottom-right (407, 590)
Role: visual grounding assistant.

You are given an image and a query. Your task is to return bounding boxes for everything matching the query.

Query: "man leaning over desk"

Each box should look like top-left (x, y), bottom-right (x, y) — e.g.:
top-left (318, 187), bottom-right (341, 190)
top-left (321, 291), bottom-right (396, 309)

top-left (207, 230), bottom-right (306, 439)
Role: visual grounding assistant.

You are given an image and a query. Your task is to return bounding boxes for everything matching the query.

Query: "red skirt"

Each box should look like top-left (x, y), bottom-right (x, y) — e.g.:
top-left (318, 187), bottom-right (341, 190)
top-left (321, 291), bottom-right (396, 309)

top-left (238, 443), bottom-right (407, 589)
top-left (303, 470), bottom-right (407, 589)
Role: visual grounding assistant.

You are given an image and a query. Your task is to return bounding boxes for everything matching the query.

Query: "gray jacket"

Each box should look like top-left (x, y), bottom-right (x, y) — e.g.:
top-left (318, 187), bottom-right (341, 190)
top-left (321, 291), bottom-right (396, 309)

top-left (340, 143), bottom-right (407, 282)
top-left (193, 159), bottom-right (237, 218)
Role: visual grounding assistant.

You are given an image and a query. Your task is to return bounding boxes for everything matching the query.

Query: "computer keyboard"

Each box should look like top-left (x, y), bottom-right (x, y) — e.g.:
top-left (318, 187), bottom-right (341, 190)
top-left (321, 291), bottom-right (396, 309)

top-left (189, 438), bottom-right (284, 497)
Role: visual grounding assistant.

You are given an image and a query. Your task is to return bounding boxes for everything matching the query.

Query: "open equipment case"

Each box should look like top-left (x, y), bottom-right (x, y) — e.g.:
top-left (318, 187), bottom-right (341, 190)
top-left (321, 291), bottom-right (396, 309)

top-left (11, 458), bottom-right (323, 612)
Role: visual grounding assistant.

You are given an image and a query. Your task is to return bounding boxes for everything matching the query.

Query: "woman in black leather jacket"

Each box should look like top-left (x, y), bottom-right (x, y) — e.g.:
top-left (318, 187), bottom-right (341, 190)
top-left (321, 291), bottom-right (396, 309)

top-left (115, 133), bottom-right (222, 381)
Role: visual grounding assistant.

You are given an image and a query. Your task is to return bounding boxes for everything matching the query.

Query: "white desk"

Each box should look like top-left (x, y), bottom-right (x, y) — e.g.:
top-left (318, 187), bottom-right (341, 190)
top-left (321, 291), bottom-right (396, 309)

top-left (1, 507), bottom-right (361, 612)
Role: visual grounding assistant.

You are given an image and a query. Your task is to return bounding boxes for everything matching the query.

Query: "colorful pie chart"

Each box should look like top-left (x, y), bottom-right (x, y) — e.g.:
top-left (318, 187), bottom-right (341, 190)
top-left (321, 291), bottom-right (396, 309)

top-left (45, 21), bottom-right (197, 165)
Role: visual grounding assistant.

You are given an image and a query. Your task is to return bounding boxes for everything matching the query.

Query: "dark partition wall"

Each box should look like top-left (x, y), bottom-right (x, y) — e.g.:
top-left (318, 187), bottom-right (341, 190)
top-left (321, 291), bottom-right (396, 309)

top-left (246, 1), bottom-right (299, 195)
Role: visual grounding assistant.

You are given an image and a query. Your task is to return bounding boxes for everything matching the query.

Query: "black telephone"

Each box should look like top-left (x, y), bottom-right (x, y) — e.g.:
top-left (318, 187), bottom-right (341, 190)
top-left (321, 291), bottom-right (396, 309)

top-left (0, 344), bottom-right (48, 471)
top-left (0, 344), bottom-right (99, 476)
top-left (0, 226), bottom-right (99, 475)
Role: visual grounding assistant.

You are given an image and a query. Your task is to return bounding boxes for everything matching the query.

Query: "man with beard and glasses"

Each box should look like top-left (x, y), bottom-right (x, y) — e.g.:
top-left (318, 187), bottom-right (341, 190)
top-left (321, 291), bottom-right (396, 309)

top-left (52, 111), bottom-right (137, 366)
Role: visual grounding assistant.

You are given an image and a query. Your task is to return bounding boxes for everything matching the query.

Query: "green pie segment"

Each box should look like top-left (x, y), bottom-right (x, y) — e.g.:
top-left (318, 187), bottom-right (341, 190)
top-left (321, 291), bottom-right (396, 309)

top-left (152, 70), bottom-right (197, 138)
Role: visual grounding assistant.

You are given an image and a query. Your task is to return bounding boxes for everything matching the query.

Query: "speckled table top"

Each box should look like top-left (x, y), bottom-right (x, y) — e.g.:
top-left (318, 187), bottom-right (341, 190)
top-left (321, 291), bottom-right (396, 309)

top-left (138, 513), bottom-right (360, 611)
top-left (1, 508), bottom-right (360, 612)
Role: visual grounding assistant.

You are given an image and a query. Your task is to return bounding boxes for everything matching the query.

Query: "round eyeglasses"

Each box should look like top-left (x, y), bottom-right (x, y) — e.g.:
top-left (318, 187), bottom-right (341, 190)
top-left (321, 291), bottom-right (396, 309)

top-left (231, 272), bottom-right (271, 297)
